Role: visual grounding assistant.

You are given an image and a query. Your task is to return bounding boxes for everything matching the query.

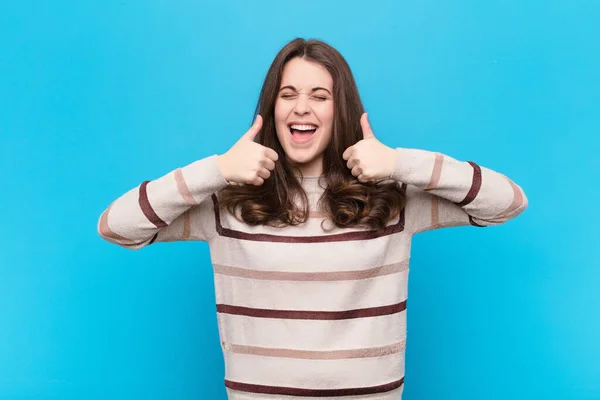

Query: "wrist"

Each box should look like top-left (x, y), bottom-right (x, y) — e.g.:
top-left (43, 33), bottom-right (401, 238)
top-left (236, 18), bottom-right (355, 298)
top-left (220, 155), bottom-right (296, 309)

top-left (385, 146), bottom-right (397, 179)
top-left (216, 154), bottom-right (232, 183)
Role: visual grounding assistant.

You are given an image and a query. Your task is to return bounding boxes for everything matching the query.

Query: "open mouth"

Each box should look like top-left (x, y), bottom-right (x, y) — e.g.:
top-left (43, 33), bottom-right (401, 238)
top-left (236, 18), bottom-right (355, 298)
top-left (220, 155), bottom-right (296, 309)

top-left (288, 123), bottom-right (318, 143)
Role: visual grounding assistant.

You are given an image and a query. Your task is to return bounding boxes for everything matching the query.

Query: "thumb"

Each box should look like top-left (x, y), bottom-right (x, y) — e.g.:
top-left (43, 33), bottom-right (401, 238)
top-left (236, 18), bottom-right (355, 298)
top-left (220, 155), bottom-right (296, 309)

top-left (244, 114), bottom-right (263, 140)
top-left (360, 113), bottom-right (375, 140)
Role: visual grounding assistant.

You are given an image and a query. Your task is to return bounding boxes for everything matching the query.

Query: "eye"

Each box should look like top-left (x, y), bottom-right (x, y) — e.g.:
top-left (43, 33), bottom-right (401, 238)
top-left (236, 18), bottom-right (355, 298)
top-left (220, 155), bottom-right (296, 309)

top-left (312, 95), bottom-right (328, 101)
top-left (280, 93), bottom-right (297, 99)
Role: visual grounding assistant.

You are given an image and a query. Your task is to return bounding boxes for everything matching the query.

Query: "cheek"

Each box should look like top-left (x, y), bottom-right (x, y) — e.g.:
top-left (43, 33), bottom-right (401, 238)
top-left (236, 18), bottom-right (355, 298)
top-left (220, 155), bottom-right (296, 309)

top-left (316, 104), bottom-right (334, 142)
top-left (323, 107), bottom-right (335, 144)
top-left (274, 100), bottom-right (290, 123)
top-left (316, 103), bottom-right (334, 126)
top-left (273, 104), bottom-right (286, 142)
top-left (315, 107), bottom-right (334, 147)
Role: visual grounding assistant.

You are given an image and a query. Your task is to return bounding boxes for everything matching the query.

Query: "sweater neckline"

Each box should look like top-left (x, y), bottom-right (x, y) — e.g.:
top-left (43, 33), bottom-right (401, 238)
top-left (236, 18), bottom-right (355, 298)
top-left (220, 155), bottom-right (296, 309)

top-left (298, 175), bottom-right (326, 194)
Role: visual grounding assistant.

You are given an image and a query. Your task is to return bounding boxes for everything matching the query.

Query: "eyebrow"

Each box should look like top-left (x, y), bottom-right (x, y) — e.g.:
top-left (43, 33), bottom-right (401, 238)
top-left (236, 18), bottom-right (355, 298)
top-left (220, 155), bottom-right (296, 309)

top-left (279, 85), bottom-right (332, 95)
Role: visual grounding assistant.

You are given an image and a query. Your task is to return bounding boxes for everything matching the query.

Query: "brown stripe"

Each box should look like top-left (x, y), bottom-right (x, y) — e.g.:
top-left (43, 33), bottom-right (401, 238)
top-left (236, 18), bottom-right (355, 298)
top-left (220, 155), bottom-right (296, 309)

top-left (495, 177), bottom-right (525, 219)
top-left (469, 215), bottom-right (486, 227)
top-left (225, 341), bottom-right (406, 360)
top-left (99, 205), bottom-right (129, 242)
top-left (425, 152), bottom-right (444, 191)
top-left (225, 377), bottom-right (404, 397)
top-left (216, 300), bottom-right (406, 320)
top-left (182, 210), bottom-right (191, 239)
top-left (456, 162), bottom-right (482, 207)
top-left (174, 168), bottom-right (197, 206)
top-left (98, 204), bottom-right (140, 245)
top-left (308, 210), bottom-right (329, 219)
top-left (148, 233), bottom-right (159, 244)
top-left (430, 195), bottom-right (440, 229)
top-left (139, 180), bottom-right (167, 228)
top-left (212, 184), bottom-right (406, 243)
top-left (213, 261), bottom-right (408, 282)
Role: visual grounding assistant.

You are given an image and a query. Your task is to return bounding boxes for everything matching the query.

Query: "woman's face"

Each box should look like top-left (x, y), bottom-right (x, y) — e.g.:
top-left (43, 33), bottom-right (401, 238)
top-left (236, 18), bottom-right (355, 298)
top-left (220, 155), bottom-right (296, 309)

top-left (274, 57), bottom-right (335, 177)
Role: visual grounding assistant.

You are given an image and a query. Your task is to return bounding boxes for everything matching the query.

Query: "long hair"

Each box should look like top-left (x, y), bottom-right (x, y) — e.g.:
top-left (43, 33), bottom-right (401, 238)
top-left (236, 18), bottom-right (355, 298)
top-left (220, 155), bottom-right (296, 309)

top-left (218, 38), bottom-right (405, 234)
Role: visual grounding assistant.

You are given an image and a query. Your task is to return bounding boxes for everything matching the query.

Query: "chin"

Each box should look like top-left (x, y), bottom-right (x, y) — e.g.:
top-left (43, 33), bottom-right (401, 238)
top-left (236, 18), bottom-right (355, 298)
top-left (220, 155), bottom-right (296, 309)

top-left (288, 154), bottom-right (316, 166)
top-left (285, 150), bottom-right (323, 172)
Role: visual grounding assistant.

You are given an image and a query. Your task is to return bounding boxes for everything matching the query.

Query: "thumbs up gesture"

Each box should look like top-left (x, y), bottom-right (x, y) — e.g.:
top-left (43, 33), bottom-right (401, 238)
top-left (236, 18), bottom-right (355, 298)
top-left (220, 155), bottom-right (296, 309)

top-left (342, 113), bottom-right (396, 183)
top-left (217, 115), bottom-right (279, 186)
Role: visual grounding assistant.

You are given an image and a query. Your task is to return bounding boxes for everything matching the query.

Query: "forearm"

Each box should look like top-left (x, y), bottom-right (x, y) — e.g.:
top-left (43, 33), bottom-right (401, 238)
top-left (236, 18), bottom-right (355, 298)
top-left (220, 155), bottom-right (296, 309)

top-left (391, 148), bottom-right (528, 228)
top-left (97, 155), bottom-right (228, 248)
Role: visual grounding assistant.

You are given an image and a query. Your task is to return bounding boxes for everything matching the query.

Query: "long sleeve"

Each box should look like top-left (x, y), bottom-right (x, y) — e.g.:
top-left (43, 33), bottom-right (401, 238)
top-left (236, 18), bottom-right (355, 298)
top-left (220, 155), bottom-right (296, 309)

top-left (97, 155), bottom-right (229, 249)
top-left (390, 148), bottom-right (528, 235)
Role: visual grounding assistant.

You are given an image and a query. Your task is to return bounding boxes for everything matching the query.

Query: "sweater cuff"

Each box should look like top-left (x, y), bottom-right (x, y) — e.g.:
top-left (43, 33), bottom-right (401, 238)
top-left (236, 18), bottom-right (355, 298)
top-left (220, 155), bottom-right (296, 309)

top-left (180, 155), bottom-right (229, 201)
top-left (389, 148), bottom-right (436, 187)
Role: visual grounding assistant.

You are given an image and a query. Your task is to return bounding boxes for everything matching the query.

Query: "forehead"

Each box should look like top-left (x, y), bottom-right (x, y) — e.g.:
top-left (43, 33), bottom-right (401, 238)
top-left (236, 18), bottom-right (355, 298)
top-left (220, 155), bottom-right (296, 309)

top-left (280, 57), bottom-right (333, 89)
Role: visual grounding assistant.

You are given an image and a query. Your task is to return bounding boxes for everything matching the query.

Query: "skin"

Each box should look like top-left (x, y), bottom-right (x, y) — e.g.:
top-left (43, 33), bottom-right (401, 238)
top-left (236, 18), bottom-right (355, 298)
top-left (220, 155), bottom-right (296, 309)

top-left (217, 58), bottom-right (396, 185)
top-left (343, 113), bottom-right (397, 183)
top-left (274, 57), bottom-right (335, 177)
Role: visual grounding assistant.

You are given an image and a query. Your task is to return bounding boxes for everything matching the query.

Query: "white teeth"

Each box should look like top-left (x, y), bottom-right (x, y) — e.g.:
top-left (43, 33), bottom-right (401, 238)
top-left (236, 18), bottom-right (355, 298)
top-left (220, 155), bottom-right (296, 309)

top-left (290, 124), bottom-right (317, 131)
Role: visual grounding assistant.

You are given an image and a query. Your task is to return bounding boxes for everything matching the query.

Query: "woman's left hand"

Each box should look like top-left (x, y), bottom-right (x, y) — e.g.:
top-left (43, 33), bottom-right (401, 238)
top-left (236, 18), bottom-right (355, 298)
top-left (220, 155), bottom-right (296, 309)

top-left (342, 113), bottom-right (397, 183)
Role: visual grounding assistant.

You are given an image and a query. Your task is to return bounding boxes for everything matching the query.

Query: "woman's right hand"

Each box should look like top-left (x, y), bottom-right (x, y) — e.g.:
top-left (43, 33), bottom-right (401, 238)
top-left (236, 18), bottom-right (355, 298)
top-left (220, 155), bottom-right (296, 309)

top-left (217, 115), bottom-right (279, 186)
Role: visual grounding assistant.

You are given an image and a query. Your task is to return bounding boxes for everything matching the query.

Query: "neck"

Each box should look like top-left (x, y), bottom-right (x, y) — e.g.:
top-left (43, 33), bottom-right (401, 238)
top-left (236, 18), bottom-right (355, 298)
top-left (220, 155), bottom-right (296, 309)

top-left (291, 157), bottom-right (324, 178)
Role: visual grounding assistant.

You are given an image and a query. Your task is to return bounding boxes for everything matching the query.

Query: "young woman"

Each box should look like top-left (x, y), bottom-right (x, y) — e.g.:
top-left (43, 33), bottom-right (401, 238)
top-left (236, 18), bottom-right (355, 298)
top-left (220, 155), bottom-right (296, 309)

top-left (98, 38), bottom-right (528, 399)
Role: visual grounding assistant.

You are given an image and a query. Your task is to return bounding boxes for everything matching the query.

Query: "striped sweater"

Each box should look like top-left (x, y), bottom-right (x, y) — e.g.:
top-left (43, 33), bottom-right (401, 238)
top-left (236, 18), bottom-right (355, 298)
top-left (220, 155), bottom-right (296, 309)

top-left (98, 148), bottom-right (527, 399)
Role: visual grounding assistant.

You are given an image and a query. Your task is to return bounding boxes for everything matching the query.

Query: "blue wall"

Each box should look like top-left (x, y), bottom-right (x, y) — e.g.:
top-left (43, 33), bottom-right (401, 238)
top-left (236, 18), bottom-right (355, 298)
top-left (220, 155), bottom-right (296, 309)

top-left (1, 1), bottom-right (598, 399)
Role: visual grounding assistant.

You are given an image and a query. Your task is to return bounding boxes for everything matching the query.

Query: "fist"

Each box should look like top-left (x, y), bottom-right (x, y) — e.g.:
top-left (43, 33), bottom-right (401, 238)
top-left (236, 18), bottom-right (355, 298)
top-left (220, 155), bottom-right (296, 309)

top-left (217, 115), bottom-right (279, 186)
top-left (342, 113), bottom-right (396, 183)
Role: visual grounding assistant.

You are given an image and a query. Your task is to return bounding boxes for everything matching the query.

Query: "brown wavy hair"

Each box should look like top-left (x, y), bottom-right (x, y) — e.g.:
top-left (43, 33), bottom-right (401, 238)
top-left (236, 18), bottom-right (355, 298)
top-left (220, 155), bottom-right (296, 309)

top-left (218, 38), bottom-right (405, 234)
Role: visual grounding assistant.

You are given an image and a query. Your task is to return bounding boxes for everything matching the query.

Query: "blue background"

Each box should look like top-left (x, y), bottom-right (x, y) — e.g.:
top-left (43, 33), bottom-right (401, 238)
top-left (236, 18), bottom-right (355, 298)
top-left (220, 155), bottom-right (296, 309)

top-left (1, 0), bottom-right (598, 399)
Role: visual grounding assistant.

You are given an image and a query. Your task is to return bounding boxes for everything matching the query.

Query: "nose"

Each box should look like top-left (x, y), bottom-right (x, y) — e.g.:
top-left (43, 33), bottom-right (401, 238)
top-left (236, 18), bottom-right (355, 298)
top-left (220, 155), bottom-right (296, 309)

top-left (293, 95), bottom-right (310, 116)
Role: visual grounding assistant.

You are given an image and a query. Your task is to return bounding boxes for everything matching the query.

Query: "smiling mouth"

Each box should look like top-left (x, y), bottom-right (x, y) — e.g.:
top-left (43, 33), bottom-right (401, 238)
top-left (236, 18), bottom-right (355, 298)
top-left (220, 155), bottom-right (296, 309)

top-left (288, 123), bottom-right (318, 143)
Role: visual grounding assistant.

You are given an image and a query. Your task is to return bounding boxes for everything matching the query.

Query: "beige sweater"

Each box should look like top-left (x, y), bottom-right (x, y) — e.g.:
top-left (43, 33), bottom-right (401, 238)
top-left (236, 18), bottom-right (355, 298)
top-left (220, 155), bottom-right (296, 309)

top-left (98, 148), bottom-right (527, 399)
